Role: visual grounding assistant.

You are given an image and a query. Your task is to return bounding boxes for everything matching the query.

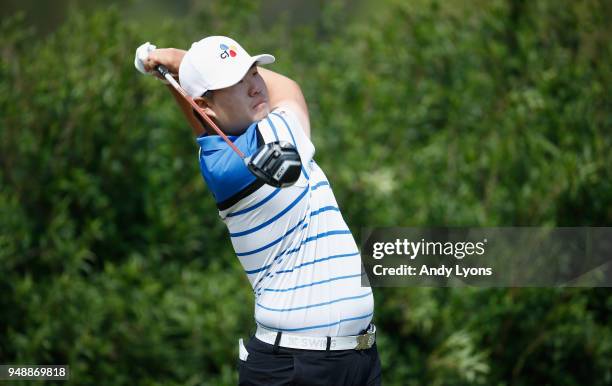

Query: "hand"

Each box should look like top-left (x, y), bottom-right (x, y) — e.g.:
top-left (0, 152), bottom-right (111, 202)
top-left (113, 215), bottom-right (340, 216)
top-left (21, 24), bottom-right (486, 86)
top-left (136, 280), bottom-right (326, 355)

top-left (143, 48), bottom-right (180, 74)
top-left (134, 43), bottom-right (183, 82)
top-left (134, 42), bottom-right (157, 76)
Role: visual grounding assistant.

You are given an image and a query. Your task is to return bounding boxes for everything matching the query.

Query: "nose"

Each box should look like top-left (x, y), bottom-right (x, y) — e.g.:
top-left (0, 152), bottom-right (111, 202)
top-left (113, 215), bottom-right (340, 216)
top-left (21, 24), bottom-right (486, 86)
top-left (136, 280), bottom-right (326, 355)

top-left (248, 82), bottom-right (261, 97)
top-left (246, 75), bottom-right (262, 97)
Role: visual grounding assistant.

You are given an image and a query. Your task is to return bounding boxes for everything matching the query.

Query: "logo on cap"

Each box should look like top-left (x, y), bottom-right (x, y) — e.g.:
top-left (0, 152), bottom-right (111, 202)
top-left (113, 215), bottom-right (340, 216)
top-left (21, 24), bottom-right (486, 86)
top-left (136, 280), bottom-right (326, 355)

top-left (219, 43), bottom-right (237, 59)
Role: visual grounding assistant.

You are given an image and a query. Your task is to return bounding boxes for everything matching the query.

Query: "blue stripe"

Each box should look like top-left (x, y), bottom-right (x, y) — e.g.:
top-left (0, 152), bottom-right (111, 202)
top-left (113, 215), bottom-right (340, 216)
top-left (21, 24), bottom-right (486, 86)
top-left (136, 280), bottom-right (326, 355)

top-left (241, 227), bottom-right (349, 259)
top-left (303, 230), bottom-right (351, 244)
top-left (249, 206), bottom-right (340, 284)
top-left (271, 230), bottom-right (351, 263)
top-left (280, 230), bottom-right (352, 262)
top-left (245, 225), bottom-right (310, 275)
top-left (246, 264), bottom-right (272, 276)
top-left (257, 291), bottom-right (372, 312)
top-left (275, 251), bottom-right (360, 275)
top-left (257, 312), bottom-right (374, 333)
top-left (310, 206), bottom-right (339, 216)
top-left (243, 223), bottom-right (310, 274)
top-left (227, 188), bottom-right (281, 217)
top-left (229, 186), bottom-right (308, 237)
top-left (264, 273), bottom-right (364, 293)
top-left (311, 181), bottom-right (329, 191)
top-left (237, 215), bottom-right (309, 257)
top-left (245, 229), bottom-right (352, 274)
top-left (265, 116), bottom-right (280, 141)
top-left (271, 112), bottom-right (309, 180)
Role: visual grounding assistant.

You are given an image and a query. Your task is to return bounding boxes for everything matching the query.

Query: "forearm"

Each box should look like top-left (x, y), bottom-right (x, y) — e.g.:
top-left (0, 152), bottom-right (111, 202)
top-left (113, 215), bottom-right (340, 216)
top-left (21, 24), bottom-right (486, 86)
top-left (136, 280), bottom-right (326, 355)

top-left (163, 84), bottom-right (205, 136)
top-left (258, 67), bottom-right (311, 138)
top-left (152, 48), bottom-right (185, 74)
top-left (145, 48), bottom-right (205, 136)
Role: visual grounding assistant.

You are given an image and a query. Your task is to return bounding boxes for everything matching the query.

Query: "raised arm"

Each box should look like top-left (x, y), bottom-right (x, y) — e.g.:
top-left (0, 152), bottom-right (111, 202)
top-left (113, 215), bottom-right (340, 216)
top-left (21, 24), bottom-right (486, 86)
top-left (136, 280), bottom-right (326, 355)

top-left (143, 48), bottom-right (206, 136)
top-left (258, 67), bottom-right (311, 138)
top-left (143, 47), bottom-right (310, 138)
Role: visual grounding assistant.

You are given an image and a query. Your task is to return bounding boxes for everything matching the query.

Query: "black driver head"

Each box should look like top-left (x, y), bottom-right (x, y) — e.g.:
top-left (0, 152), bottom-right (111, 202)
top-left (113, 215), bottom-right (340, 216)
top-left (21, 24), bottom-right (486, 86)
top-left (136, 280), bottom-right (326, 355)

top-left (245, 141), bottom-right (302, 187)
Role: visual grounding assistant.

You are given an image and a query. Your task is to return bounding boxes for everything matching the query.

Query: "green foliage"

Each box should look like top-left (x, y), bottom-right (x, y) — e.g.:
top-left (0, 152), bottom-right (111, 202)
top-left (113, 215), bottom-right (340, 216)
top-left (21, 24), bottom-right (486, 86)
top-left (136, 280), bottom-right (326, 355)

top-left (1, 1), bottom-right (610, 385)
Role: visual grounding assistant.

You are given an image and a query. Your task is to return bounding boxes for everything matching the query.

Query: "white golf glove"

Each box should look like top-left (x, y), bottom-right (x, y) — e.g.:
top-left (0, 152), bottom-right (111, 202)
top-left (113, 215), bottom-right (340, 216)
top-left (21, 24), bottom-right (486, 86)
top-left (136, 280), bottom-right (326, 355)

top-left (134, 41), bottom-right (156, 75)
top-left (134, 41), bottom-right (170, 84)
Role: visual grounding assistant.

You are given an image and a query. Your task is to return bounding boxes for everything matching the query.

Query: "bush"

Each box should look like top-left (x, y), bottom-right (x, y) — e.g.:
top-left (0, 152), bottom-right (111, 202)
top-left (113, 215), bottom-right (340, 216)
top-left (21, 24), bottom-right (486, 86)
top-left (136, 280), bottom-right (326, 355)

top-left (1, 1), bottom-right (610, 385)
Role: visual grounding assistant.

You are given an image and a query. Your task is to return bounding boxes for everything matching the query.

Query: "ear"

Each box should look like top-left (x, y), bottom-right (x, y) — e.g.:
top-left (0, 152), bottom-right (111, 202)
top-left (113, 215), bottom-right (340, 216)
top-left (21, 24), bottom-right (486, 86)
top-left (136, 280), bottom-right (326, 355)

top-left (193, 96), bottom-right (217, 119)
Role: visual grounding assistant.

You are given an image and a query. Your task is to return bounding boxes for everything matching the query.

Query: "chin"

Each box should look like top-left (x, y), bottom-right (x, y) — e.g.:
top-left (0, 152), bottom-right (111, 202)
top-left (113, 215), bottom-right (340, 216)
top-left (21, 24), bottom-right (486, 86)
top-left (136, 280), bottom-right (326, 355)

top-left (253, 105), bottom-right (270, 121)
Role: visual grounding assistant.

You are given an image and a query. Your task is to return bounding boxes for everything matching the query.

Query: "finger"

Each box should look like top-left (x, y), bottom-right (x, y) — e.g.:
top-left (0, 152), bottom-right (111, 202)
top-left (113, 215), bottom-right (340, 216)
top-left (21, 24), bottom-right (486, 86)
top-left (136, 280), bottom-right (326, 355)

top-left (143, 57), bottom-right (155, 72)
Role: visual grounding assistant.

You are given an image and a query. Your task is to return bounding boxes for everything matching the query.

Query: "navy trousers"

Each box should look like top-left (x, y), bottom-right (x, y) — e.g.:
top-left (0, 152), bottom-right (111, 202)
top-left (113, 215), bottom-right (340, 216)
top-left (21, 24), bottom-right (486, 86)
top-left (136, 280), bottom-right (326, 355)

top-left (238, 336), bottom-right (382, 386)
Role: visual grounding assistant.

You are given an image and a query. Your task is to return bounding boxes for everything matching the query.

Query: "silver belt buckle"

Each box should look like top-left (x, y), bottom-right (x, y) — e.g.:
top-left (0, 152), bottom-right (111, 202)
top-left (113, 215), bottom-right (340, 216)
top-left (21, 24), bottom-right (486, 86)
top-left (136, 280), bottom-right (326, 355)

top-left (355, 331), bottom-right (375, 350)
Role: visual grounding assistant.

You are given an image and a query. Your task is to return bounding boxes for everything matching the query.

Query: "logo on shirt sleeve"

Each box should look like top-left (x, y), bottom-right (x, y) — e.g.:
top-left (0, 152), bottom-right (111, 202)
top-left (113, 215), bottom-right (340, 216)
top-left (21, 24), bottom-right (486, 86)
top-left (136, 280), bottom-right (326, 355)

top-left (219, 43), bottom-right (238, 59)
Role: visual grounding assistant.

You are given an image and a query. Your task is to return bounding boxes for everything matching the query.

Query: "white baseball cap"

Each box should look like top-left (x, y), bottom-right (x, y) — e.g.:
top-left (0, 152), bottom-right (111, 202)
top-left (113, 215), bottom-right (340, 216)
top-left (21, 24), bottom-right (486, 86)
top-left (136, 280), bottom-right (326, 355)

top-left (179, 36), bottom-right (275, 97)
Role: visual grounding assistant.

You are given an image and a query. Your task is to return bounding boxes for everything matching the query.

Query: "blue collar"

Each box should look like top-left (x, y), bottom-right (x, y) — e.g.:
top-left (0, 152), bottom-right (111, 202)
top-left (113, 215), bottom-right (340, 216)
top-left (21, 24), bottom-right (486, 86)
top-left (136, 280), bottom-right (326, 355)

top-left (196, 122), bottom-right (258, 151)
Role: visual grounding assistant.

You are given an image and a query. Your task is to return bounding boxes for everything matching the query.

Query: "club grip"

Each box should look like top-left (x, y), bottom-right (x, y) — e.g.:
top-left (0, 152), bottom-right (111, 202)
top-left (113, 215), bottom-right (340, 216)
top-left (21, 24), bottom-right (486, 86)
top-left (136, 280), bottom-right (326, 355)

top-left (156, 65), bottom-right (170, 77)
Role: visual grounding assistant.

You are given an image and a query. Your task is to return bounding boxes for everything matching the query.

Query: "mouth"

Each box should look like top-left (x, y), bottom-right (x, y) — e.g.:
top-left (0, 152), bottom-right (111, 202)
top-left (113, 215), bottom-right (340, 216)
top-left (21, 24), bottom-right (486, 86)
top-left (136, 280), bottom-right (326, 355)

top-left (252, 99), bottom-right (268, 110)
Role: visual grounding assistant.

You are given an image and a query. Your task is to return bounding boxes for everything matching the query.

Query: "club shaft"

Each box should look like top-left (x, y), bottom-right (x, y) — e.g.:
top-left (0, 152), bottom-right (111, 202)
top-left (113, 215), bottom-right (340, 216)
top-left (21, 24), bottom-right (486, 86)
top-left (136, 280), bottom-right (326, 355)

top-left (156, 65), bottom-right (245, 159)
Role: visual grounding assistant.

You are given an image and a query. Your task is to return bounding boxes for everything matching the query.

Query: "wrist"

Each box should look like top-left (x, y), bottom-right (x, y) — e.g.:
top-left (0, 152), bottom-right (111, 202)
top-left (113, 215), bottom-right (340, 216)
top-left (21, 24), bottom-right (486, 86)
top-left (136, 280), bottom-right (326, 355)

top-left (170, 48), bottom-right (186, 74)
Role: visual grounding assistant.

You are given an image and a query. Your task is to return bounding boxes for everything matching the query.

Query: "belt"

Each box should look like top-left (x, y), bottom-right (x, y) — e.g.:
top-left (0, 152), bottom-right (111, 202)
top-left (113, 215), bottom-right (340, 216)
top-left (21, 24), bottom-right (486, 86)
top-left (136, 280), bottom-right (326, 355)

top-left (255, 324), bottom-right (376, 351)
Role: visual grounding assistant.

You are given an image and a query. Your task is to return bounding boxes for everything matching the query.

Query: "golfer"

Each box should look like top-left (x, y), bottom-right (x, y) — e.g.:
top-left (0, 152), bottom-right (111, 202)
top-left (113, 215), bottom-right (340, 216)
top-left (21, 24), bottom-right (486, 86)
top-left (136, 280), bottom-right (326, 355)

top-left (135, 36), bottom-right (381, 386)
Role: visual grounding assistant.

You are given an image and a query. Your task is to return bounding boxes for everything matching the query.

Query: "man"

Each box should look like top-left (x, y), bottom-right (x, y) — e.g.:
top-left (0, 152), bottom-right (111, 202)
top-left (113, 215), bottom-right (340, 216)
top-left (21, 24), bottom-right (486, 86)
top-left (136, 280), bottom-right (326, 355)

top-left (135, 36), bottom-right (381, 386)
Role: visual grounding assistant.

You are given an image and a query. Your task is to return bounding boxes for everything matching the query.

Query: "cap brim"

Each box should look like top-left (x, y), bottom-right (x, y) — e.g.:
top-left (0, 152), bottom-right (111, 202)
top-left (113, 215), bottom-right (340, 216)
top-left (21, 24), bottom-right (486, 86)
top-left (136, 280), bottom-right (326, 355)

top-left (253, 54), bottom-right (275, 66)
top-left (209, 54), bottom-right (276, 91)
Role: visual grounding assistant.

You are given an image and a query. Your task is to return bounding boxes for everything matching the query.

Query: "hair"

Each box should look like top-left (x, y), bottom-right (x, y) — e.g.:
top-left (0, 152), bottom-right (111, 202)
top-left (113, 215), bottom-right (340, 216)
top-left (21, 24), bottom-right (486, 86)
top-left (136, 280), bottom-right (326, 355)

top-left (202, 90), bottom-right (214, 99)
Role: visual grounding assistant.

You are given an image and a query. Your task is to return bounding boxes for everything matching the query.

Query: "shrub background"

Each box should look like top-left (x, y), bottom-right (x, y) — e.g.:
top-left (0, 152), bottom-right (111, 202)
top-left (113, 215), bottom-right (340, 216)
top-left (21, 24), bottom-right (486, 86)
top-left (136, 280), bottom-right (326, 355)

top-left (1, 0), bottom-right (610, 385)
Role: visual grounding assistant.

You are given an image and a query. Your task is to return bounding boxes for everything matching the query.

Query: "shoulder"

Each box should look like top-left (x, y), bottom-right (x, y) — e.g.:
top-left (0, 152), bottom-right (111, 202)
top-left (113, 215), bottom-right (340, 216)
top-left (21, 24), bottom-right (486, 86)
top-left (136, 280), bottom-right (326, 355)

top-left (273, 101), bottom-right (310, 139)
top-left (196, 123), bottom-right (260, 203)
top-left (258, 107), bottom-right (316, 171)
top-left (197, 122), bottom-right (259, 154)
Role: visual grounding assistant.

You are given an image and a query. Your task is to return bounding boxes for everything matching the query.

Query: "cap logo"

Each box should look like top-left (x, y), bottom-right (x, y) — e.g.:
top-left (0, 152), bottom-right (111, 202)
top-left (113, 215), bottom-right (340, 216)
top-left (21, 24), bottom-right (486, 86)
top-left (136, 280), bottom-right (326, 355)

top-left (219, 43), bottom-right (238, 59)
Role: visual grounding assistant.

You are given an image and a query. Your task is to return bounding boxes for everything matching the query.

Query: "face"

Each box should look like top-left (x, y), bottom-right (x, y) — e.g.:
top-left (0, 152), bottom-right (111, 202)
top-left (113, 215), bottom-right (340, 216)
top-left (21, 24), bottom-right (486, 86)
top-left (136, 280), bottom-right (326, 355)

top-left (196, 65), bottom-right (269, 135)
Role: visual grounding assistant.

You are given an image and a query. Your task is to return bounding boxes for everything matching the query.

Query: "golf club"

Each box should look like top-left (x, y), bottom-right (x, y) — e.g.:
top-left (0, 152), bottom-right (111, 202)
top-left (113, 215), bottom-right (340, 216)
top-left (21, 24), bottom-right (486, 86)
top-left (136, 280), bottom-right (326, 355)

top-left (155, 65), bottom-right (302, 188)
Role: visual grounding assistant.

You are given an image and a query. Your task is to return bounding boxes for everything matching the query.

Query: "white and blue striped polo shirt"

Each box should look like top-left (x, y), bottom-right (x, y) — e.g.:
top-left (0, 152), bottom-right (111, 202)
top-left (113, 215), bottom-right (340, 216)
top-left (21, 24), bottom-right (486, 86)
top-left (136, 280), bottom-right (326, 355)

top-left (196, 107), bottom-right (373, 337)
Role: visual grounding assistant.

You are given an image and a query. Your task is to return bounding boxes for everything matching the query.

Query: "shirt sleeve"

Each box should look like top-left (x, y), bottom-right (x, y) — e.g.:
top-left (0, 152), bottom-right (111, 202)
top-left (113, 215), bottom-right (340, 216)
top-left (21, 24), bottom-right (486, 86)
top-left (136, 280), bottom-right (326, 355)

top-left (263, 107), bottom-right (315, 166)
top-left (197, 123), bottom-right (260, 204)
